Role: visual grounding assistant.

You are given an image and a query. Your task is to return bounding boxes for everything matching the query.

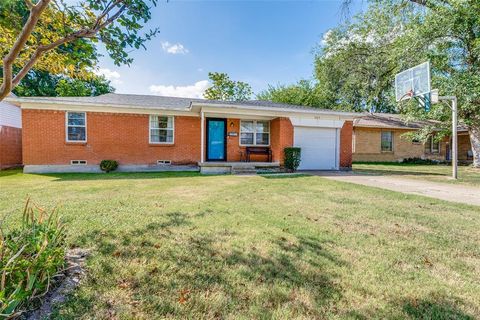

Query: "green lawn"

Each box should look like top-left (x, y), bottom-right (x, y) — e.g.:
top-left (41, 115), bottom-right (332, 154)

top-left (1, 169), bottom-right (479, 319)
top-left (353, 163), bottom-right (480, 187)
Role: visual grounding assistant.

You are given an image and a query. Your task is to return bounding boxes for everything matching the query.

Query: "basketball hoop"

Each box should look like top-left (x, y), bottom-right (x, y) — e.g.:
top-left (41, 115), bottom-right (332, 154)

top-left (395, 62), bottom-right (430, 102)
top-left (394, 62), bottom-right (458, 180)
top-left (398, 90), bottom-right (415, 102)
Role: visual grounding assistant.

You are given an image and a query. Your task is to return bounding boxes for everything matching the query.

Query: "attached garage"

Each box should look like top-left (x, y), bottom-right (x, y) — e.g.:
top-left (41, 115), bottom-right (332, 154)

top-left (291, 118), bottom-right (345, 170)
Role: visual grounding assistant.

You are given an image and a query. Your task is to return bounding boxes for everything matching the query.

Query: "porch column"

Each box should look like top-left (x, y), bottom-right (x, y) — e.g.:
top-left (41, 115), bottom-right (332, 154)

top-left (200, 111), bottom-right (205, 163)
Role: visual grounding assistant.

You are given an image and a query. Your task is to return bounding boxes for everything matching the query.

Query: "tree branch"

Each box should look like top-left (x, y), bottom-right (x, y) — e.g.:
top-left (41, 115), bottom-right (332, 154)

top-left (10, 5), bottom-right (128, 89)
top-left (0, 0), bottom-right (51, 100)
top-left (0, 0), bottom-right (129, 100)
top-left (24, 0), bottom-right (34, 9)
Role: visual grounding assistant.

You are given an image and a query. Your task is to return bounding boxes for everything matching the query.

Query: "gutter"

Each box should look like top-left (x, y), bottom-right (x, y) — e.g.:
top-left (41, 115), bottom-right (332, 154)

top-left (191, 102), bottom-right (359, 119)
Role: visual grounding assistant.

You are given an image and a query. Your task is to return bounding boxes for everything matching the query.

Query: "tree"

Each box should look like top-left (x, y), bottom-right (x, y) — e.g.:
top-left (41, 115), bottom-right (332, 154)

top-left (313, 3), bottom-right (424, 113)
top-left (203, 72), bottom-right (252, 101)
top-left (257, 3), bottom-right (409, 113)
top-left (55, 76), bottom-right (114, 97)
top-left (0, 0), bottom-right (158, 101)
top-left (257, 80), bottom-right (325, 108)
top-left (321, 0), bottom-right (480, 167)
top-left (9, 69), bottom-right (114, 97)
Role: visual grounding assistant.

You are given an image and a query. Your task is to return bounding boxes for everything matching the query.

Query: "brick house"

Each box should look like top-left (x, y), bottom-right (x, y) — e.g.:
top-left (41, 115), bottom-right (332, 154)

top-left (0, 98), bottom-right (22, 170)
top-left (353, 113), bottom-right (472, 163)
top-left (7, 94), bottom-right (356, 173)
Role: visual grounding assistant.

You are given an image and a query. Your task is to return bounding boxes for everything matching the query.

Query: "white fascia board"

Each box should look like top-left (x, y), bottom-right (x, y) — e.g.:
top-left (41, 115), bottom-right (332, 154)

top-left (17, 102), bottom-right (197, 117)
top-left (192, 103), bottom-right (358, 119)
top-left (290, 117), bottom-right (345, 128)
top-left (202, 111), bottom-right (275, 120)
top-left (200, 107), bottom-right (279, 119)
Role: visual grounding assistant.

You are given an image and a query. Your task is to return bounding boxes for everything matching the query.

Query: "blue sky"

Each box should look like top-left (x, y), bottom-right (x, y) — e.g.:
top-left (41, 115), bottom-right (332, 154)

top-left (96, 0), bottom-right (364, 98)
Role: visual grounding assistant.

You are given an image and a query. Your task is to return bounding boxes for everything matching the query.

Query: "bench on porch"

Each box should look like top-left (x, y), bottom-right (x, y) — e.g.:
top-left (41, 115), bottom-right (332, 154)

top-left (246, 146), bottom-right (272, 162)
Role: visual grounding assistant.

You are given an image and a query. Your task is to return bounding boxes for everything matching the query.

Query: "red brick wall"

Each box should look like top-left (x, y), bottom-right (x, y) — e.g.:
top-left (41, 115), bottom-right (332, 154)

top-left (22, 110), bottom-right (348, 169)
top-left (22, 110), bottom-right (201, 165)
top-left (339, 120), bottom-right (353, 169)
top-left (225, 118), bottom-right (243, 161)
top-left (224, 118), bottom-right (293, 163)
top-left (0, 125), bottom-right (22, 169)
top-left (271, 117), bottom-right (294, 165)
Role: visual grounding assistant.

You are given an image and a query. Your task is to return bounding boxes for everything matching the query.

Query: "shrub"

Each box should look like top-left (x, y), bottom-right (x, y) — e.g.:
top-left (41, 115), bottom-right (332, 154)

top-left (0, 199), bottom-right (66, 317)
top-left (402, 157), bottom-right (438, 165)
top-left (100, 160), bottom-right (119, 173)
top-left (284, 147), bottom-right (301, 172)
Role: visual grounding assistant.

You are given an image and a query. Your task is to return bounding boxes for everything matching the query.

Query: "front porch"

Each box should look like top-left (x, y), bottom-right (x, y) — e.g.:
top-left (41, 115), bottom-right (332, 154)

top-left (197, 105), bottom-right (294, 166)
top-left (198, 161), bottom-right (280, 174)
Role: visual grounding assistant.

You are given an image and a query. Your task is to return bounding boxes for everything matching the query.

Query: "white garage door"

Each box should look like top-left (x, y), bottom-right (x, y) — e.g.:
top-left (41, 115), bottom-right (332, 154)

top-left (294, 127), bottom-right (338, 170)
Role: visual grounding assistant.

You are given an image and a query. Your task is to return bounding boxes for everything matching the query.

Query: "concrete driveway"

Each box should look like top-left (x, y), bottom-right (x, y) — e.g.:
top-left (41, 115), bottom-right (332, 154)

top-left (308, 171), bottom-right (480, 206)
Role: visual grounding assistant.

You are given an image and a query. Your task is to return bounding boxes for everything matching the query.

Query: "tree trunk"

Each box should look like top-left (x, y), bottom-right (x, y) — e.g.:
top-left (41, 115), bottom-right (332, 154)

top-left (469, 124), bottom-right (480, 168)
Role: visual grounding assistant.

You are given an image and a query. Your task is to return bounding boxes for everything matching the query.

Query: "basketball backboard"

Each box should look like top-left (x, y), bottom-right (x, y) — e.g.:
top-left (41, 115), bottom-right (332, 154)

top-left (395, 62), bottom-right (431, 102)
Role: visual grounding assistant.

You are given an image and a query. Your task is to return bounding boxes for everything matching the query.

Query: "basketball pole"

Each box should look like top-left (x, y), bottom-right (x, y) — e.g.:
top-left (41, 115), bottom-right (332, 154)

top-left (438, 95), bottom-right (458, 179)
top-left (452, 97), bottom-right (458, 180)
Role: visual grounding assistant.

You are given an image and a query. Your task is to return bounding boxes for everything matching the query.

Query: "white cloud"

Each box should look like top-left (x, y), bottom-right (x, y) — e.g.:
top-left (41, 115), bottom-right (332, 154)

top-left (94, 68), bottom-right (123, 85)
top-left (149, 80), bottom-right (210, 98)
top-left (321, 29), bottom-right (334, 45)
top-left (161, 41), bottom-right (189, 55)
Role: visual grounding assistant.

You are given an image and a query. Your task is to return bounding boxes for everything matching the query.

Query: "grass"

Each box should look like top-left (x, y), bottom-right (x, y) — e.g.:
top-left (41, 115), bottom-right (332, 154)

top-left (353, 162), bottom-right (480, 187)
top-left (1, 169), bottom-right (479, 319)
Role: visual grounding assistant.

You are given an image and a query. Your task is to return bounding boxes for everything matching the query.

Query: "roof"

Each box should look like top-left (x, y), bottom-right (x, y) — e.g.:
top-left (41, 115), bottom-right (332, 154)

top-left (6, 93), bottom-right (358, 117)
top-left (8, 94), bottom-right (194, 110)
top-left (354, 113), bottom-right (439, 129)
top-left (354, 113), bottom-right (468, 131)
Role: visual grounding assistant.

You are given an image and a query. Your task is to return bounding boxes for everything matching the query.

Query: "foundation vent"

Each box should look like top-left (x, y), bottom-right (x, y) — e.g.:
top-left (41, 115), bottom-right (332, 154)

top-left (71, 160), bottom-right (87, 165)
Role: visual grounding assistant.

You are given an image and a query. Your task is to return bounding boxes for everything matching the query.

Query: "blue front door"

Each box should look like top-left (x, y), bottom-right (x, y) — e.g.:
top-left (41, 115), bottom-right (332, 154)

top-left (207, 119), bottom-right (226, 161)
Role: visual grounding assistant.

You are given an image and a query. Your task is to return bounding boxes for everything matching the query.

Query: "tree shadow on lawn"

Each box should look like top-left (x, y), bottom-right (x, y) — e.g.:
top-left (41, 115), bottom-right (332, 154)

top-left (0, 168), bottom-right (23, 177)
top-left (32, 171), bottom-right (204, 182)
top-left (342, 297), bottom-right (476, 319)
top-left (401, 298), bottom-right (475, 320)
top-left (61, 212), bottom-right (345, 318)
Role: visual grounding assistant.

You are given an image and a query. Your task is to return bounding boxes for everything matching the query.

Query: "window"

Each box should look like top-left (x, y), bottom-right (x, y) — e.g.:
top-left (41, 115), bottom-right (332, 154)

top-left (150, 116), bottom-right (174, 144)
top-left (66, 112), bottom-right (86, 142)
top-left (381, 131), bottom-right (393, 152)
top-left (425, 136), bottom-right (440, 154)
top-left (240, 120), bottom-right (270, 146)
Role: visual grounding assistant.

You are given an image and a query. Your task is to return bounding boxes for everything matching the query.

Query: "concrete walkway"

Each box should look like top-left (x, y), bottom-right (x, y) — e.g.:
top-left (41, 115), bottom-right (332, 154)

top-left (308, 171), bottom-right (480, 206)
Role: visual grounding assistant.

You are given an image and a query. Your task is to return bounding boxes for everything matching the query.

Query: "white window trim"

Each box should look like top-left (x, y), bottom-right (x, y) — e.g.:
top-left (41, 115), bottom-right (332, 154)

top-left (380, 130), bottom-right (394, 152)
top-left (66, 111), bottom-right (87, 143)
top-left (426, 136), bottom-right (440, 154)
top-left (239, 120), bottom-right (270, 147)
top-left (149, 115), bottom-right (175, 144)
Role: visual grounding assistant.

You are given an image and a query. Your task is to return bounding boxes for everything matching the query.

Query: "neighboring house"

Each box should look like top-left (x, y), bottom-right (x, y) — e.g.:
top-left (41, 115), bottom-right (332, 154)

top-left (353, 113), bottom-right (472, 162)
top-left (0, 97), bottom-right (22, 170)
top-left (7, 94), bottom-right (356, 173)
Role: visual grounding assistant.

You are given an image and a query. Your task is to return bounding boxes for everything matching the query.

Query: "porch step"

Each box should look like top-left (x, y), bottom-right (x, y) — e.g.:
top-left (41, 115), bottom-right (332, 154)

top-left (231, 166), bottom-right (257, 175)
top-left (198, 162), bottom-right (280, 175)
